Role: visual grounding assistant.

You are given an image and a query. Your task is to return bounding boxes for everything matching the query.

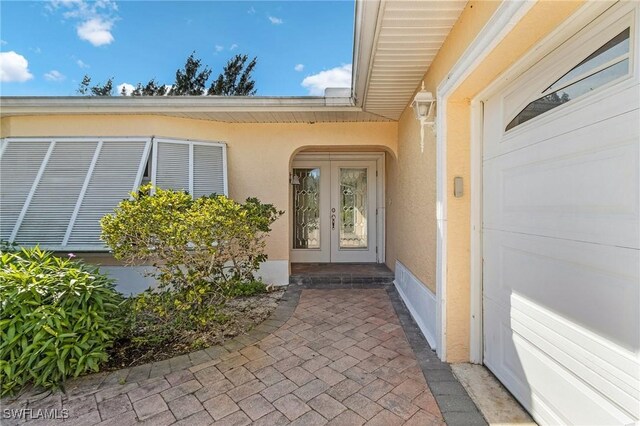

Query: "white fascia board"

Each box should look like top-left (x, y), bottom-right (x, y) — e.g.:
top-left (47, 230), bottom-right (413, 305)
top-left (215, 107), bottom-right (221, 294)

top-left (0, 96), bottom-right (357, 115)
top-left (352, 0), bottom-right (383, 107)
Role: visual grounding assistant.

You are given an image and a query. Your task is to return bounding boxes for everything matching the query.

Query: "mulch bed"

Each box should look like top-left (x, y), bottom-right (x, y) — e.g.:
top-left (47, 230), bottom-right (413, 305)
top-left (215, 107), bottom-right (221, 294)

top-left (105, 288), bottom-right (284, 370)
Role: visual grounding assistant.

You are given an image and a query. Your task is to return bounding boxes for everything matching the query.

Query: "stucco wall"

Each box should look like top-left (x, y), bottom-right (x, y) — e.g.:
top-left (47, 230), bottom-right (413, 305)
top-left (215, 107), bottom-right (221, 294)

top-left (385, 108), bottom-right (437, 292)
top-left (0, 115), bottom-right (397, 267)
top-left (390, 0), bottom-right (584, 361)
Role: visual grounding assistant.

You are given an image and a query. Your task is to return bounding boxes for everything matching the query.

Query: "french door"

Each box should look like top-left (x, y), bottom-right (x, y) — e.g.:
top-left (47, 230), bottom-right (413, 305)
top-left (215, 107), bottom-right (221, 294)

top-left (291, 159), bottom-right (377, 263)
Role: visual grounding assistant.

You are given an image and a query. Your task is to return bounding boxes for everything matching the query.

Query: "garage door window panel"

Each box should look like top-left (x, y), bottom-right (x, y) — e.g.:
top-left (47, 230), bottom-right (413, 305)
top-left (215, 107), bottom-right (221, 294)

top-left (506, 27), bottom-right (631, 131)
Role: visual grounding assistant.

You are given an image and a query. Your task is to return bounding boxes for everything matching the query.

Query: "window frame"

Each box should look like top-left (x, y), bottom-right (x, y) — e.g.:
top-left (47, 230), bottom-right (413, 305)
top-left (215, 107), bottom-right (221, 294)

top-left (503, 11), bottom-right (636, 134)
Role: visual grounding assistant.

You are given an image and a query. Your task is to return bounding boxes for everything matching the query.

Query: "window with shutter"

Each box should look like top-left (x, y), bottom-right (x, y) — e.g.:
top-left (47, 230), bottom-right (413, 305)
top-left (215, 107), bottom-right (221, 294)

top-left (152, 138), bottom-right (227, 197)
top-left (0, 136), bottom-right (226, 251)
top-left (0, 138), bottom-right (151, 250)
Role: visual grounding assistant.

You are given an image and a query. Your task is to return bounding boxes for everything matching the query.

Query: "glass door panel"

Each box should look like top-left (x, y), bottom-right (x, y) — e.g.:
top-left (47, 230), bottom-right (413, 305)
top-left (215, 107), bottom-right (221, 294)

top-left (293, 168), bottom-right (321, 249)
top-left (339, 168), bottom-right (368, 249)
top-left (331, 161), bottom-right (377, 263)
top-left (290, 161), bottom-right (330, 263)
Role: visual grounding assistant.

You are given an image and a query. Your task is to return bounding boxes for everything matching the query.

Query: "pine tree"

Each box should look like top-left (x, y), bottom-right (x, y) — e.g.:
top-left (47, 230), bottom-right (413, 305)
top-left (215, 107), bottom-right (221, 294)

top-left (142, 79), bottom-right (167, 96)
top-left (77, 75), bottom-right (91, 95)
top-left (208, 55), bottom-right (257, 96)
top-left (76, 53), bottom-right (257, 97)
top-left (168, 52), bottom-right (211, 96)
top-left (90, 78), bottom-right (114, 96)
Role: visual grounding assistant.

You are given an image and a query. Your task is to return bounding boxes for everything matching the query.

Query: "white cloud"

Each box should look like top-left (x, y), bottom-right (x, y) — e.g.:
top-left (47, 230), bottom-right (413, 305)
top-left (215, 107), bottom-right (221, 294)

top-left (0, 51), bottom-right (34, 83)
top-left (1, 40), bottom-right (8, 46)
top-left (294, 63), bottom-right (304, 72)
top-left (48, 0), bottom-right (118, 46)
top-left (301, 64), bottom-right (352, 96)
top-left (230, 43), bottom-right (238, 51)
top-left (268, 16), bottom-right (283, 25)
top-left (76, 59), bottom-right (90, 68)
top-left (44, 70), bottom-right (65, 81)
top-left (30, 47), bottom-right (42, 54)
top-left (215, 45), bottom-right (224, 52)
top-left (77, 18), bottom-right (114, 46)
top-left (117, 82), bottom-right (134, 95)
top-left (247, 6), bottom-right (256, 14)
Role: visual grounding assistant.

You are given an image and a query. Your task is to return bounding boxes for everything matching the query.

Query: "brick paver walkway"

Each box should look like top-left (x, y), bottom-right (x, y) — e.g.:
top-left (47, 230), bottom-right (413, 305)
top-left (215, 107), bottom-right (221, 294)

top-left (3, 289), bottom-right (445, 425)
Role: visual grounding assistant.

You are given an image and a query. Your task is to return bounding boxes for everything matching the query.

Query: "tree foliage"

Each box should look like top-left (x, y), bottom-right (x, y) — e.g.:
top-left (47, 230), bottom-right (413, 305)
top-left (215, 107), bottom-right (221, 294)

top-left (131, 79), bottom-right (168, 96)
top-left (208, 54), bottom-right (257, 96)
top-left (168, 52), bottom-right (212, 96)
top-left (76, 52), bottom-right (257, 97)
top-left (76, 75), bottom-right (114, 96)
top-left (100, 185), bottom-right (283, 304)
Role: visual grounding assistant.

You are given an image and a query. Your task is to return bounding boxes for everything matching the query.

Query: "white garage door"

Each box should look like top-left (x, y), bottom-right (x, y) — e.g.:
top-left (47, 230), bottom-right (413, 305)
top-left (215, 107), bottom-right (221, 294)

top-left (482, 3), bottom-right (639, 425)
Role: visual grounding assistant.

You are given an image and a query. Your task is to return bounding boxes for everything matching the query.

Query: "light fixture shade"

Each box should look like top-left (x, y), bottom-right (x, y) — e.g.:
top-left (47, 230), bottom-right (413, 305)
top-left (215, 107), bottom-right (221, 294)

top-left (411, 89), bottom-right (436, 121)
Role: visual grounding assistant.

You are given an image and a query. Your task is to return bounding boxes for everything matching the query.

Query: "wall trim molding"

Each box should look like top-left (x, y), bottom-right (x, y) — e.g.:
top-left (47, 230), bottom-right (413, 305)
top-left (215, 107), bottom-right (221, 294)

top-left (434, 0), bottom-right (536, 362)
top-left (393, 261), bottom-right (437, 349)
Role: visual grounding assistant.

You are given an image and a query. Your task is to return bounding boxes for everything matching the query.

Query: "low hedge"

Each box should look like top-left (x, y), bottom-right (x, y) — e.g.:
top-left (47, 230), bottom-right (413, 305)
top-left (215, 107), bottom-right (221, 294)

top-left (0, 247), bottom-right (124, 396)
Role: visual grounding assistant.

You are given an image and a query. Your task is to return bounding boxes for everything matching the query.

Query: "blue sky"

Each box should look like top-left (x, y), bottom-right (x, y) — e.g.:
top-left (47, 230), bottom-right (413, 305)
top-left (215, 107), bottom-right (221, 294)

top-left (0, 1), bottom-right (355, 96)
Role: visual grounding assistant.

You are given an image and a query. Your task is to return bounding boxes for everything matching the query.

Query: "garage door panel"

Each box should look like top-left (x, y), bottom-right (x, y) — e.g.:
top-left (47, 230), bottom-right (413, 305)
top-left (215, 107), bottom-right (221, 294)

top-left (484, 229), bottom-right (639, 352)
top-left (498, 83), bottom-right (639, 157)
top-left (486, 294), bottom-right (638, 425)
top-left (510, 331), bottom-right (635, 426)
top-left (511, 296), bottom-right (639, 415)
top-left (484, 299), bottom-right (529, 391)
top-left (484, 87), bottom-right (639, 160)
top-left (483, 109), bottom-right (639, 248)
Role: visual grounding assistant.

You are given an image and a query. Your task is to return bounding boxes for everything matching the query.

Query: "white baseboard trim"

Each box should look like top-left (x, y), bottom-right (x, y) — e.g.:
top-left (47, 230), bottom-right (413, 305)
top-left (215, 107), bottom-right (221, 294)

top-left (256, 260), bottom-right (289, 286)
top-left (394, 260), bottom-right (438, 349)
top-left (101, 265), bottom-right (158, 296)
top-left (103, 260), bottom-right (289, 296)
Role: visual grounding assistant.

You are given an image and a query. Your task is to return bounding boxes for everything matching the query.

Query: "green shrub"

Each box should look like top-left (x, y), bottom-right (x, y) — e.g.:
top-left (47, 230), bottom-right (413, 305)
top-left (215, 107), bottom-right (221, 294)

top-left (224, 280), bottom-right (268, 298)
top-left (100, 185), bottom-right (283, 308)
top-left (0, 247), bottom-right (125, 396)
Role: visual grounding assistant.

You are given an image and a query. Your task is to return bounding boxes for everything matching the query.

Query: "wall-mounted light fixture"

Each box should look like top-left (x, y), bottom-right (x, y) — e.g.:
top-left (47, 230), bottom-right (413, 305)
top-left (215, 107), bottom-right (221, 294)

top-left (411, 82), bottom-right (436, 153)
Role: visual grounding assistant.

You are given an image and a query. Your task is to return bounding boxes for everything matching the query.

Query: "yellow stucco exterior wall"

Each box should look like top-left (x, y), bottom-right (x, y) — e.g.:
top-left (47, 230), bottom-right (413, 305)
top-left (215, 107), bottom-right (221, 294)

top-left (0, 115), bottom-right (397, 266)
top-left (390, 0), bottom-right (585, 361)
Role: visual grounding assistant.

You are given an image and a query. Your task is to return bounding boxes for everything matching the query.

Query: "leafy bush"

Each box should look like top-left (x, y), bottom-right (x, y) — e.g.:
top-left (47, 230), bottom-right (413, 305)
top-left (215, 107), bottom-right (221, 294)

top-left (0, 247), bottom-right (124, 396)
top-left (224, 280), bottom-right (268, 298)
top-left (100, 185), bottom-right (283, 308)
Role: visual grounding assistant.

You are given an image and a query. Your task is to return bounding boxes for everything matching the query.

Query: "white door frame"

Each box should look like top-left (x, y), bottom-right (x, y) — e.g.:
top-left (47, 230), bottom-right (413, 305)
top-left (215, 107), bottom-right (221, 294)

top-left (291, 152), bottom-right (386, 263)
top-left (465, 1), bottom-right (618, 363)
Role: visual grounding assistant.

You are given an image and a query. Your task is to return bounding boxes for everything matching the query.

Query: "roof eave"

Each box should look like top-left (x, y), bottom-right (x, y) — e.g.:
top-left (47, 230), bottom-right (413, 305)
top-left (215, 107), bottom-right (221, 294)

top-left (352, 0), bottom-right (383, 108)
top-left (0, 95), bottom-right (360, 115)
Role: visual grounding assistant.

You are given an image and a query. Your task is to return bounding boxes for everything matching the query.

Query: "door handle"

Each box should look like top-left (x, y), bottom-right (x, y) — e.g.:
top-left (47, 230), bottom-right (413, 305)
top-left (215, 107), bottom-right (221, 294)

top-left (331, 214), bottom-right (336, 230)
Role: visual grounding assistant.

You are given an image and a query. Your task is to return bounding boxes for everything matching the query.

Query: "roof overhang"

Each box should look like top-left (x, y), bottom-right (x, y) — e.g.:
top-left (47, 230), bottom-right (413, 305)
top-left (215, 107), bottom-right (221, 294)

top-left (353, 0), bottom-right (467, 120)
top-left (0, 95), bottom-right (392, 123)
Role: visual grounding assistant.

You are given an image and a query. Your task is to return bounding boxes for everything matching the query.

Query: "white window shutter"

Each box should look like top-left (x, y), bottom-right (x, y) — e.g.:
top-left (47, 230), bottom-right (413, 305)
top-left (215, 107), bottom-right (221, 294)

top-left (15, 141), bottom-right (97, 246)
top-left (67, 140), bottom-right (150, 247)
top-left (0, 138), bottom-right (151, 250)
top-left (0, 141), bottom-right (52, 242)
top-left (154, 140), bottom-right (189, 192)
top-left (193, 143), bottom-right (226, 197)
top-left (153, 138), bottom-right (227, 197)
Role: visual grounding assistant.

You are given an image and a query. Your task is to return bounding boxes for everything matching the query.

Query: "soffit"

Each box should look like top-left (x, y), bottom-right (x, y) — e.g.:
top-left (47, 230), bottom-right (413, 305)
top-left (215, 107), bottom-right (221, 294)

top-left (362, 0), bottom-right (467, 120)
